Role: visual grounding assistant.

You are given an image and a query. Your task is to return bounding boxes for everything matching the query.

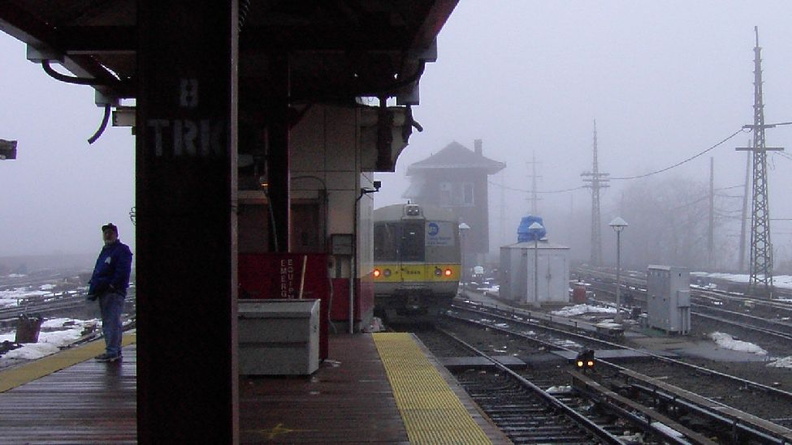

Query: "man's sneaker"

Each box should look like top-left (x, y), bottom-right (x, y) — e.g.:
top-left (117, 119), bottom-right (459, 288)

top-left (95, 352), bottom-right (122, 362)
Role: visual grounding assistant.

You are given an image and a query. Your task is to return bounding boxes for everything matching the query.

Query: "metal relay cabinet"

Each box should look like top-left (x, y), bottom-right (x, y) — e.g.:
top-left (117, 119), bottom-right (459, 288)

top-left (646, 265), bottom-right (691, 334)
top-left (238, 299), bottom-right (320, 375)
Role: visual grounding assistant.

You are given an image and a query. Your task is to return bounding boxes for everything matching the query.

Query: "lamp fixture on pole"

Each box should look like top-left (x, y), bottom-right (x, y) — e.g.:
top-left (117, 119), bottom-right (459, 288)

top-left (458, 223), bottom-right (471, 285)
top-left (528, 222), bottom-right (544, 307)
top-left (609, 217), bottom-right (628, 322)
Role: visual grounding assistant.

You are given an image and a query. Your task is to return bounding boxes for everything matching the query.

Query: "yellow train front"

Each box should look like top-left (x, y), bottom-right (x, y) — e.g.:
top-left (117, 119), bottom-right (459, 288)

top-left (372, 203), bottom-right (461, 324)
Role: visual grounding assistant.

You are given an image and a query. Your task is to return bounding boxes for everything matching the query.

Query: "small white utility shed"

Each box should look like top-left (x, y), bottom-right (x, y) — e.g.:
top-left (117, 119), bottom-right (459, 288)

top-left (499, 240), bottom-right (570, 306)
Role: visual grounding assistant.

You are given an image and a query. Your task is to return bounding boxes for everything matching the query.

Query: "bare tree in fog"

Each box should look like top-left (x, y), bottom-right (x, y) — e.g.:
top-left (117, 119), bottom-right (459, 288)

top-left (614, 176), bottom-right (732, 270)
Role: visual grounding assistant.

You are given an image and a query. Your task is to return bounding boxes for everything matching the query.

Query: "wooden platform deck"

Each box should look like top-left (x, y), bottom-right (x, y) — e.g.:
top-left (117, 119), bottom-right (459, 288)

top-left (0, 340), bottom-right (137, 444)
top-left (0, 333), bottom-right (511, 444)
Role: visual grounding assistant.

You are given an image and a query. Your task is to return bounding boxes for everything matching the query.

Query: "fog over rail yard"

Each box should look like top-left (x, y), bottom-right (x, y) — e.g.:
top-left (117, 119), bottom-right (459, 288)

top-left (3, 1), bottom-right (792, 378)
top-left (373, 1), bottom-right (792, 273)
top-left (1, 2), bottom-right (792, 273)
top-left (6, 3), bottom-right (792, 443)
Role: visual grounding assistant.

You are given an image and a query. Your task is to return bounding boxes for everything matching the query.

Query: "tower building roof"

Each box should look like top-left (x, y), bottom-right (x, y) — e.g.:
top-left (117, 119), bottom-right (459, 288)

top-left (406, 141), bottom-right (506, 175)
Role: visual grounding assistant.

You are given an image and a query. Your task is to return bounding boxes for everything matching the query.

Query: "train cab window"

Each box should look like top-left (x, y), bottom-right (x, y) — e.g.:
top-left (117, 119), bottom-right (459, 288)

top-left (374, 223), bottom-right (399, 261)
top-left (399, 222), bottom-right (425, 262)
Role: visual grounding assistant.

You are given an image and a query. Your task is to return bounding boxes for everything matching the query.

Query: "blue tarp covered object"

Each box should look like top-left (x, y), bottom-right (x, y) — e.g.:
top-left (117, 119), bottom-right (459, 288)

top-left (517, 215), bottom-right (546, 242)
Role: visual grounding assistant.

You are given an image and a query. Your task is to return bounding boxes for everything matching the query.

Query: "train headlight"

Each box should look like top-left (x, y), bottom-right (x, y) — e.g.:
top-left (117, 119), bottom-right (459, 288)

top-left (444, 268), bottom-right (453, 277)
top-left (373, 269), bottom-right (381, 278)
top-left (434, 267), bottom-right (442, 276)
top-left (383, 268), bottom-right (392, 277)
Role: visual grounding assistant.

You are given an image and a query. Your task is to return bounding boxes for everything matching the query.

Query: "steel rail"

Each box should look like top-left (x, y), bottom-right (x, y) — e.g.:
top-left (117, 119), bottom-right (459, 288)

top-left (448, 301), bottom-right (792, 443)
top-left (451, 300), bottom-right (792, 402)
top-left (436, 327), bottom-right (625, 444)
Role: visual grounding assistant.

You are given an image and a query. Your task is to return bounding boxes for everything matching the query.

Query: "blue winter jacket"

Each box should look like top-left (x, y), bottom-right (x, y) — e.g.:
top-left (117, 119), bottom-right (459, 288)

top-left (88, 240), bottom-right (133, 297)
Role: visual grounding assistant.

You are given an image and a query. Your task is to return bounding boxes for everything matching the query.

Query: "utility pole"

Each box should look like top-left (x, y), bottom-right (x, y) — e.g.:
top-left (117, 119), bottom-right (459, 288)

top-left (498, 169), bottom-right (506, 245)
top-left (526, 152), bottom-right (541, 215)
top-left (739, 145), bottom-right (750, 272)
top-left (736, 27), bottom-right (783, 298)
top-left (582, 120), bottom-right (609, 266)
top-left (708, 157), bottom-right (714, 269)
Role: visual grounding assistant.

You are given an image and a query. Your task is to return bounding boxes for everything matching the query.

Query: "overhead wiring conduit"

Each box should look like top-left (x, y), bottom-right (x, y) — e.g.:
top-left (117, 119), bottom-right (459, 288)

top-left (87, 104), bottom-right (111, 144)
top-left (41, 60), bottom-right (120, 144)
top-left (41, 60), bottom-right (116, 86)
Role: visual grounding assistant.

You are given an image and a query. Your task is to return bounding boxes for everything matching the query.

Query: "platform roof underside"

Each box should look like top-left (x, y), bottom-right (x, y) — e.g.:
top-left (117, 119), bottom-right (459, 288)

top-left (0, 1), bottom-right (457, 105)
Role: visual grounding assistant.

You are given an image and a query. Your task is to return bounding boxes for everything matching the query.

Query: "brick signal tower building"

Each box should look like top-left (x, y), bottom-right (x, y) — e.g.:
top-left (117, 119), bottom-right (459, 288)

top-left (404, 140), bottom-right (505, 274)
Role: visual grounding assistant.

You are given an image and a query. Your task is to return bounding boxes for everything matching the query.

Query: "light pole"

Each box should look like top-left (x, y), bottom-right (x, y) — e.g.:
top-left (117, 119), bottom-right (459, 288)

top-left (528, 222), bottom-right (544, 307)
top-left (458, 223), bottom-right (470, 286)
top-left (609, 217), bottom-right (628, 322)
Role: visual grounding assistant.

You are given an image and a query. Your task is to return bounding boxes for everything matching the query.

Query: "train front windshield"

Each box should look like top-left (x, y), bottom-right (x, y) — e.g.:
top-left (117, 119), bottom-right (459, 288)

top-left (374, 220), bottom-right (458, 263)
top-left (374, 221), bottom-right (425, 261)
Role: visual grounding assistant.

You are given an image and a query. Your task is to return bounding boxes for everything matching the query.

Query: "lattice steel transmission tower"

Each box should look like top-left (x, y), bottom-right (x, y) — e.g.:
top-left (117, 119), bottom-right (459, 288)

top-left (582, 121), bottom-right (609, 266)
top-left (736, 27), bottom-right (783, 298)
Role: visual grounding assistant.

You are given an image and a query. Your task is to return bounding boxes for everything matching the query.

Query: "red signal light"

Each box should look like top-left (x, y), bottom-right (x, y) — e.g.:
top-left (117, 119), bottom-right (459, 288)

top-left (373, 269), bottom-right (381, 278)
top-left (444, 268), bottom-right (453, 277)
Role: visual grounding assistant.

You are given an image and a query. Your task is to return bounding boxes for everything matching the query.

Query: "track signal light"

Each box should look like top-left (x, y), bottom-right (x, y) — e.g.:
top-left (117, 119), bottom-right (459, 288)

top-left (575, 349), bottom-right (595, 373)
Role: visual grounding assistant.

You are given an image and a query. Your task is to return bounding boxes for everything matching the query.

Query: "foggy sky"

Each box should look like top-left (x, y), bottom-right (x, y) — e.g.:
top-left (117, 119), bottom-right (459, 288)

top-left (2, 2), bottom-right (792, 266)
top-left (375, 1), bottom-right (792, 265)
top-left (0, 36), bottom-right (135, 258)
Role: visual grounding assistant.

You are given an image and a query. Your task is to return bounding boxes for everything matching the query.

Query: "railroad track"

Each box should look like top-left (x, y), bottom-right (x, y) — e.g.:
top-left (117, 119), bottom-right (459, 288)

top-left (0, 293), bottom-right (89, 328)
top-left (577, 266), bottom-right (792, 324)
top-left (577, 267), bottom-right (792, 357)
top-left (1, 288), bottom-right (136, 326)
top-left (419, 326), bottom-right (725, 444)
top-left (422, 328), bottom-right (630, 444)
top-left (433, 299), bottom-right (792, 443)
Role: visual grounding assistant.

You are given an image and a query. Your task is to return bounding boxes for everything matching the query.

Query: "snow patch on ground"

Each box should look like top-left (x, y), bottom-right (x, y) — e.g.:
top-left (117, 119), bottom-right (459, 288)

top-left (709, 332), bottom-right (767, 356)
top-left (550, 304), bottom-right (616, 317)
top-left (0, 318), bottom-right (98, 360)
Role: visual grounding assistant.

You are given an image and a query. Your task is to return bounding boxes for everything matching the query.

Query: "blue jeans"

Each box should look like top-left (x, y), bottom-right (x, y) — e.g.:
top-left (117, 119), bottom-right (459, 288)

top-left (99, 292), bottom-right (125, 356)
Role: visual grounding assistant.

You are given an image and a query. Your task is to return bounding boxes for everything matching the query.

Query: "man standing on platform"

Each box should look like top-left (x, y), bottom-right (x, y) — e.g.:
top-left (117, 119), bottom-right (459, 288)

top-left (87, 223), bottom-right (133, 362)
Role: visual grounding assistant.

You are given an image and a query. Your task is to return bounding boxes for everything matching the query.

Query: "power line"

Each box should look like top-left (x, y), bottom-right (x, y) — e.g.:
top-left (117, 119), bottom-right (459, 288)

top-left (487, 180), bottom-right (584, 195)
top-left (610, 128), bottom-right (747, 180)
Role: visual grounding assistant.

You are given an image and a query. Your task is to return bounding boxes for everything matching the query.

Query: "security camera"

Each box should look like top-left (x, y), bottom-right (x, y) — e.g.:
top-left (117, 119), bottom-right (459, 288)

top-left (0, 139), bottom-right (17, 160)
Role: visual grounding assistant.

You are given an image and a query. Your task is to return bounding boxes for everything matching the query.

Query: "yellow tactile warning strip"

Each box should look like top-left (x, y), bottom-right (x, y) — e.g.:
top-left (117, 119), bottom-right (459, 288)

top-left (373, 332), bottom-right (492, 445)
top-left (0, 332), bottom-right (136, 393)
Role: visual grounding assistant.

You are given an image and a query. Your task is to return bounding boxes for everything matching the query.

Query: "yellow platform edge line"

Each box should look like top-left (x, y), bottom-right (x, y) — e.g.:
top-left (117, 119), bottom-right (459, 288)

top-left (0, 332), bottom-right (136, 393)
top-left (373, 332), bottom-right (491, 445)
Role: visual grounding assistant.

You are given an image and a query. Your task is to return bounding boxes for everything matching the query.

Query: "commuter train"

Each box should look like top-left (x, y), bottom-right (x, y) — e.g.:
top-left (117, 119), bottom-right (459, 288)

top-left (372, 203), bottom-right (461, 323)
